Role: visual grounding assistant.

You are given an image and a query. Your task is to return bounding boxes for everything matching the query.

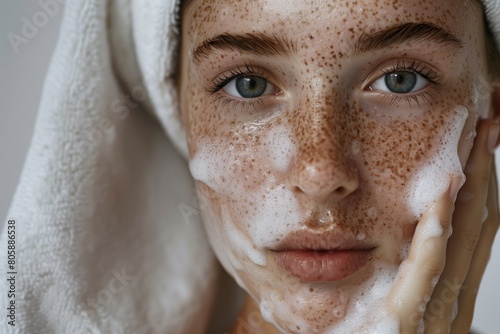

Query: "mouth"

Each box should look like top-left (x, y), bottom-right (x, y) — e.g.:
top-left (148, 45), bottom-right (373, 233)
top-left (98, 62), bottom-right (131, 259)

top-left (272, 230), bottom-right (376, 282)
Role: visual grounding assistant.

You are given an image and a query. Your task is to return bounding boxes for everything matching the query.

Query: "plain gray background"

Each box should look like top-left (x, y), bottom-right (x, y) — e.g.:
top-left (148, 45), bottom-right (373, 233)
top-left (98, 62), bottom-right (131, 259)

top-left (1, 1), bottom-right (499, 333)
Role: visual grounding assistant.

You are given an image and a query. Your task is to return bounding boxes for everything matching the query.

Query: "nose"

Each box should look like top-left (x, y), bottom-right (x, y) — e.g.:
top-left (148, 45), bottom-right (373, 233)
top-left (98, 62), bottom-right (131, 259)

top-left (286, 88), bottom-right (359, 204)
top-left (289, 144), bottom-right (360, 203)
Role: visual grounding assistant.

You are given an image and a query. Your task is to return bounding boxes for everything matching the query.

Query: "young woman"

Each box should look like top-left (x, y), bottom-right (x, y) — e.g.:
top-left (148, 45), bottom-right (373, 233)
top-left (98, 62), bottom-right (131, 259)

top-left (178, 0), bottom-right (500, 332)
top-left (2, 0), bottom-right (499, 333)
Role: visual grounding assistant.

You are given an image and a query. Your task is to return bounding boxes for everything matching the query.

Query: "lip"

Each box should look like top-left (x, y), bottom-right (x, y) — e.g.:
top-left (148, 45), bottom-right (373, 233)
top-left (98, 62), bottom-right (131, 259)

top-left (272, 230), bottom-right (376, 282)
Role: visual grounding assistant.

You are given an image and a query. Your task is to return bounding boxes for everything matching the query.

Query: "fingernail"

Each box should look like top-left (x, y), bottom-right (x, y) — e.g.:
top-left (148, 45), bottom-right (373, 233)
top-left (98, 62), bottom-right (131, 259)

top-left (449, 177), bottom-right (463, 202)
top-left (487, 124), bottom-right (500, 153)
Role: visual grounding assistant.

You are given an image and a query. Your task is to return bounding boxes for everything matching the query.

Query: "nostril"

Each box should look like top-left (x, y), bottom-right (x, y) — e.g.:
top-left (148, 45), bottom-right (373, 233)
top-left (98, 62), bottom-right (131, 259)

top-left (334, 186), bottom-right (347, 196)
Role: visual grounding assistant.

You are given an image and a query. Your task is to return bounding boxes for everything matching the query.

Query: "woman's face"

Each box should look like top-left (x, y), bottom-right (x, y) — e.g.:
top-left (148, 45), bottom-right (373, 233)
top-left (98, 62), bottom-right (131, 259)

top-left (180, 0), bottom-right (491, 331)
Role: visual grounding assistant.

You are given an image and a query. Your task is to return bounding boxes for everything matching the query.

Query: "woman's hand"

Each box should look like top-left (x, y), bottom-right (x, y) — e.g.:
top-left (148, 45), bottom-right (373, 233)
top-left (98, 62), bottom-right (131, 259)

top-left (389, 120), bottom-right (500, 334)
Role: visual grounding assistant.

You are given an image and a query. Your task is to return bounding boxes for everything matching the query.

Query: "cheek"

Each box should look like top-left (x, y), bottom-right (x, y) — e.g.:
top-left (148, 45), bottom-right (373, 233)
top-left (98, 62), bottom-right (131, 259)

top-left (346, 78), bottom-right (483, 239)
top-left (405, 105), bottom-right (469, 217)
top-left (346, 103), bottom-right (470, 242)
top-left (189, 123), bottom-right (302, 248)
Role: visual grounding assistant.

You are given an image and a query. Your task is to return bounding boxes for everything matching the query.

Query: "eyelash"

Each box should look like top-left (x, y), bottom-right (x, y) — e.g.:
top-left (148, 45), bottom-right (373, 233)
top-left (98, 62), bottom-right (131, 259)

top-left (207, 63), bottom-right (273, 109)
top-left (372, 59), bottom-right (444, 106)
top-left (207, 59), bottom-right (445, 109)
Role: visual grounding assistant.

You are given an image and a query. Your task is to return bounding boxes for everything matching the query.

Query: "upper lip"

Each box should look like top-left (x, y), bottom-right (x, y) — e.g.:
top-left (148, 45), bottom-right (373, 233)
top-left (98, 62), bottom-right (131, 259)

top-left (271, 229), bottom-right (376, 251)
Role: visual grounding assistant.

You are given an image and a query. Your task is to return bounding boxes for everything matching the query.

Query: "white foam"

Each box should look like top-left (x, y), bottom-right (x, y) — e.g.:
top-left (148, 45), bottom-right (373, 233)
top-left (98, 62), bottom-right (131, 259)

top-left (259, 299), bottom-right (276, 325)
top-left (368, 313), bottom-right (400, 334)
top-left (420, 214), bottom-right (443, 239)
top-left (224, 215), bottom-right (268, 267)
top-left (352, 140), bottom-right (361, 155)
top-left (451, 300), bottom-right (458, 322)
top-left (465, 130), bottom-right (476, 141)
top-left (265, 125), bottom-right (296, 172)
top-left (368, 207), bottom-right (378, 218)
top-left (417, 320), bottom-right (425, 334)
top-left (407, 105), bottom-right (468, 218)
top-left (432, 276), bottom-right (440, 288)
top-left (247, 184), bottom-right (302, 249)
top-left (324, 263), bottom-right (399, 333)
top-left (356, 232), bottom-right (366, 240)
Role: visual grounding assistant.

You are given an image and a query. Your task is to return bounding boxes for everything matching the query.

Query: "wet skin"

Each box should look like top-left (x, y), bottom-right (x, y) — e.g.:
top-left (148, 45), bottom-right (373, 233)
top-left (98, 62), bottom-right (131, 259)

top-left (179, 0), bottom-right (492, 332)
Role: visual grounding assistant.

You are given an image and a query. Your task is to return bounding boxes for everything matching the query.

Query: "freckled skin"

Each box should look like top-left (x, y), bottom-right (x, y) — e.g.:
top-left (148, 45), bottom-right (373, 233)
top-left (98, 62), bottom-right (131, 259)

top-left (179, 0), bottom-right (490, 332)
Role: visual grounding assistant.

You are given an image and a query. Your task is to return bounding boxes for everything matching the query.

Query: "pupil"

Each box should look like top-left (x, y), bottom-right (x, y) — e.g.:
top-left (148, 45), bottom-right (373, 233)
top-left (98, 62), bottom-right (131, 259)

top-left (385, 71), bottom-right (417, 93)
top-left (236, 76), bottom-right (267, 98)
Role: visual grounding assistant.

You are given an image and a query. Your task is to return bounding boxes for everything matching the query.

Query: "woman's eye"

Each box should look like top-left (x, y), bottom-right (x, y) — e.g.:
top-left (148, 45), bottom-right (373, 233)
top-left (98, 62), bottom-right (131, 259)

top-left (222, 75), bottom-right (275, 98)
top-left (370, 71), bottom-right (429, 94)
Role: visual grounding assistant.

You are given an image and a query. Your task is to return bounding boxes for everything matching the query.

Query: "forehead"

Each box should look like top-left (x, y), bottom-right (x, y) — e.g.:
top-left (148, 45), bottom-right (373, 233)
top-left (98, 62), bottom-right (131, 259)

top-left (183, 0), bottom-right (482, 52)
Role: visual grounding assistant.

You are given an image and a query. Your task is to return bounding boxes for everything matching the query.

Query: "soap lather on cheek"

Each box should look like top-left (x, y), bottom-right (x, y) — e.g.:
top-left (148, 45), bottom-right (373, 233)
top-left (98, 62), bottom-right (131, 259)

top-left (407, 105), bottom-right (469, 225)
top-left (188, 123), bottom-right (303, 261)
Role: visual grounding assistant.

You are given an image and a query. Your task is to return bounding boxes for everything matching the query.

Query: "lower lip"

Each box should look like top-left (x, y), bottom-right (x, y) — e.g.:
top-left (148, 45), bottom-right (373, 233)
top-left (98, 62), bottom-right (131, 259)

top-left (274, 249), bottom-right (374, 282)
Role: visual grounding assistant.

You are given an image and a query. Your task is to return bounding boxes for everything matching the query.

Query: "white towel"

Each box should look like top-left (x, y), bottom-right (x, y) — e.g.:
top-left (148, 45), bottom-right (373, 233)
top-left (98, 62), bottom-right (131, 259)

top-left (485, 0), bottom-right (500, 49)
top-left (1, 1), bottom-right (499, 333)
top-left (1, 0), bottom-right (241, 333)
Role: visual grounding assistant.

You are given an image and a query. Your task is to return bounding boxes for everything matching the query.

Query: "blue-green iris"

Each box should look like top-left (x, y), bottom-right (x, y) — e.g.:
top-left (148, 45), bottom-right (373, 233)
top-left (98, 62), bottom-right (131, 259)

top-left (384, 71), bottom-right (417, 93)
top-left (236, 75), bottom-right (267, 98)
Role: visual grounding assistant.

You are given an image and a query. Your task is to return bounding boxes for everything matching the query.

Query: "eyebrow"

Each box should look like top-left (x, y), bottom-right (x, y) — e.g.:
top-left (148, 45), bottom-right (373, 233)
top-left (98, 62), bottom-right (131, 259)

top-left (354, 22), bottom-right (463, 54)
top-left (192, 22), bottom-right (463, 63)
top-left (192, 32), bottom-right (296, 63)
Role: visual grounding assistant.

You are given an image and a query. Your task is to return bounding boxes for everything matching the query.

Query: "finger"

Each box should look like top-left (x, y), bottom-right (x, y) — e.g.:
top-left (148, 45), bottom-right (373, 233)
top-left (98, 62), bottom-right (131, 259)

top-left (451, 165), bottom-right (499, 332)
top-left (388, 179), bottom-right (458, 334)
top-left (424, 121), bottom-right (498, 332)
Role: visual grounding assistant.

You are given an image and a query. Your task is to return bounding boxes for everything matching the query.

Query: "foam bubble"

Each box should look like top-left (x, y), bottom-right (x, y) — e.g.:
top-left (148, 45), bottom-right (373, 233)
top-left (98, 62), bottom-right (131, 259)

top-left (368, 207), bottom-right (378, 218)
top-left (418, 302), bottom-right (426, 313)
top-left (332, 305), bottom-right (346, 318)
top-left (432, 276), bottom-right (440, 288)
top-left (259, 300), bottom-right (273, 322)
top-left (471, 81), bottom-right (479, 106)
top-left (451, 300), bottom-right (458, 322)
top-left (356, 232), bottom-right (366, 240)
top-left (352, 140), bottom-right (361, 155)
top-left (465, 130), bottom-right (476, 140)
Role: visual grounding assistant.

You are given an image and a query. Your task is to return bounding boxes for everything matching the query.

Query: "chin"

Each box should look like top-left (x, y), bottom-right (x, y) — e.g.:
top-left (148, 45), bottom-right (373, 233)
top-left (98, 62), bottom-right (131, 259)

top-left (222, 243), bottom-right (401, 333)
